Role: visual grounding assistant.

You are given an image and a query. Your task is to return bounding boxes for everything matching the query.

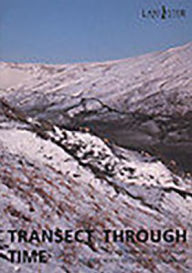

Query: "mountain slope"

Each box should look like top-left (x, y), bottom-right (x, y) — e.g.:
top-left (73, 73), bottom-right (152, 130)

top-left (1, 42), bottom-right (192, 171)
top-left (0, 98), bottom-right (192, 273)
top-left (0, 43), bottom-right (192, 272)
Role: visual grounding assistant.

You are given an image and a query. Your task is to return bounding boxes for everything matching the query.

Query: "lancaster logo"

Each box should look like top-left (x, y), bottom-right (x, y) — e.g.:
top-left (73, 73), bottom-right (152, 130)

top-left (141, 5), bottom-right (186, 20)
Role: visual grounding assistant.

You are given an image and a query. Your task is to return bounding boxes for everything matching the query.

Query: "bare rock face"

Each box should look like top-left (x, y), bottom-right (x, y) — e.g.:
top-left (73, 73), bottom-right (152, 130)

top-left (0, 43), bottom-right (192, 272)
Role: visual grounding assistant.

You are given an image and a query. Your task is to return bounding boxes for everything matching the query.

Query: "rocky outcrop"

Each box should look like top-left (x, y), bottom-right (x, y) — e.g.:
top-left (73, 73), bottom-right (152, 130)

top-left (0, 43), bottom-right (192, 272)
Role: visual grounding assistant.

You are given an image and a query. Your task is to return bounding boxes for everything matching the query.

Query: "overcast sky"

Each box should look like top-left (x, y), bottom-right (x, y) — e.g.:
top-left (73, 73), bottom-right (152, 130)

top-left (0, 0), bottom-right (191, 63)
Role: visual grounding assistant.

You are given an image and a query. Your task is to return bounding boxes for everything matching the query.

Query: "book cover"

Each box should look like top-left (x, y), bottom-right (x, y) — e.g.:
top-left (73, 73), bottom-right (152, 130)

top-left (0, 0), bottom-right (191, 272)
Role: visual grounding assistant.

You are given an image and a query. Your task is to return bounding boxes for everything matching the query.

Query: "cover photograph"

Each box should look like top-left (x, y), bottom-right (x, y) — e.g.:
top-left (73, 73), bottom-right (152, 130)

top-left (0, 0), bottom-right (192, 272)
